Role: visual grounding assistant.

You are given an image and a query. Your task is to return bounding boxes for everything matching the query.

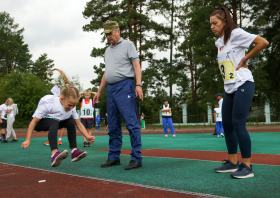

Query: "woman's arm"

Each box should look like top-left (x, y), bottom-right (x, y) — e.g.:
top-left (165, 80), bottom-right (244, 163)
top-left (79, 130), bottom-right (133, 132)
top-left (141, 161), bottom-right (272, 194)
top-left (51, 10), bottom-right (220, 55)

top-left (74, 119), bottom-right (95, 143)
top-left (21, 117), bottom-right (41, 148)
top-left (237, 36), bottom-right (269, 70)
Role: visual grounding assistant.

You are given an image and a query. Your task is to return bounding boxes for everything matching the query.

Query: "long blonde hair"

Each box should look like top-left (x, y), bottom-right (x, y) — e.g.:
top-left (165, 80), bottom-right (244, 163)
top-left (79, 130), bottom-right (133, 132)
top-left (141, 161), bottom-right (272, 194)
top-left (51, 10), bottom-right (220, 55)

top-left (7, 98), bottom-right (13, 105)
top-left (47, 68), bottom-right (80, 100)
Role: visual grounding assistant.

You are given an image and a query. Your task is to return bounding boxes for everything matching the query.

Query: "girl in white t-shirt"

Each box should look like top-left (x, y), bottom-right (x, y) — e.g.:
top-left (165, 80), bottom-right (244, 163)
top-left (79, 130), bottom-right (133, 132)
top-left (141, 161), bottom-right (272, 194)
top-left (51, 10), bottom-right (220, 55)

top-left (21, 69), bottom-right (95, 167)
top-left (210, 6), bottom-right (269, 179)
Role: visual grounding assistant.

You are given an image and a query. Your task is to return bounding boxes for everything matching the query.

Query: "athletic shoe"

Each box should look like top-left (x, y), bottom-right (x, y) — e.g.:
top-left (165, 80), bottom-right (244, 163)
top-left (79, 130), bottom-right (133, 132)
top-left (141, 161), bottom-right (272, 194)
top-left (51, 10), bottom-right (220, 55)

top-left (214, 160), bottom-right (239, 173)
top-left (125, 160), bottom-right (142, 170)
top-left (212, 132), bottom-right (217, 135)
top-left (87, 142), bottom-right (91, 147)
top-left (83, 142), bottom-right (88, 147)
top-left (51, 150), bottom-right (69, 167)
top-left (1, 139), bottom-right (8, 143)
top-left (173, 134), bottom-right (176, 138)
top-left (10, 139), bottom-right (18, 143)
top-left (44, 141), bottom-right (50, 146)
top-left (101, 160), bottom-right (121, 167)
top-left (165, 134), bottom-right (168, 138)
top-left (71, 149), bottom-right (88, 162)
top-left (58, 141), bottom-right (62, 145)
top-left (217, 135), bottom-right (220, 138)
top-left (220, 133), bottom-right (225, 137)
top-left (231, 163), bottom-right (254, 179)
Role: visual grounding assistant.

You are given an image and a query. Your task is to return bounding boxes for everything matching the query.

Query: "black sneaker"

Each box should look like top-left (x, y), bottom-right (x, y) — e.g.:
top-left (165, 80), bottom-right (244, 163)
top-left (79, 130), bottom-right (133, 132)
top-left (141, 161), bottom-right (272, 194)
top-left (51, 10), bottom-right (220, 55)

top-left (87, 142), bottom-right (91, 147)
top-left (83, 142), bottom-right (88, 147)
top-left (214, 160), bottom-right (239, 173)
top-left (231, 163), bottom-right (254, 179)
top-left (125, 160), bottom-right (142, 170)
top-left (10, 139), bottom-right (18, 143)
top-left (1, 139), bottom-right (8, 143)
top-left (101, 160), bottom-right (121, 167)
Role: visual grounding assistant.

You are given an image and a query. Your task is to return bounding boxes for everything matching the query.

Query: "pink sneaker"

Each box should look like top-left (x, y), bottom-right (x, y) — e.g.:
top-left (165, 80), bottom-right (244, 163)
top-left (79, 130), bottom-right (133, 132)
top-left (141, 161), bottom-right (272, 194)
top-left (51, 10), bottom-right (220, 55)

top-left (51, 150), bottom-right (68, 167)
top-left (71, 149), bottom-right (88, 162)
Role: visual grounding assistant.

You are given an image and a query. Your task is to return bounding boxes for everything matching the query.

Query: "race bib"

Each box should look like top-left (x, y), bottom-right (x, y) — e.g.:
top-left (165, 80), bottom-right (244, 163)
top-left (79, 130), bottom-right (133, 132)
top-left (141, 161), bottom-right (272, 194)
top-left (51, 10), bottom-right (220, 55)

top-left (80, 108), bottom-right (93, 117)
top-left (219, 61), bottom-right (235, 81)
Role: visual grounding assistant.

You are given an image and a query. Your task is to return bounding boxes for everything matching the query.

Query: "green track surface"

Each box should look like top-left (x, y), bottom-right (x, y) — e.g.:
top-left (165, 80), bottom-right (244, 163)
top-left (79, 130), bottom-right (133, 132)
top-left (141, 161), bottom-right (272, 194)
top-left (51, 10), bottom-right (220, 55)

top-left (1, 133), bottom-right (280, 198)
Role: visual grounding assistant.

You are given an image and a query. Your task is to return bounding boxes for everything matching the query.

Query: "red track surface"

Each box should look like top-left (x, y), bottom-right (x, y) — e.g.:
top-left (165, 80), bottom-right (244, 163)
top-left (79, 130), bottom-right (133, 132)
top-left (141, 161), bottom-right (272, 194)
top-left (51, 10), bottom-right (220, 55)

top-left (15, 127), bottom-right (280, 138)
top-left (0, 163), bottom-right (216, 198)
top-left (98, 149), bottom-right (280, 166)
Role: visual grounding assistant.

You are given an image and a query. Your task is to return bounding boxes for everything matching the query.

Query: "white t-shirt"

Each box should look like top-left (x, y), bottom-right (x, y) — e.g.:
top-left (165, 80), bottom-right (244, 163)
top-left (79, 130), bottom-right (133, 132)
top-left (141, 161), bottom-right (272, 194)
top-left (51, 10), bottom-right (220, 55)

top-left (215, 28), bottom-right (257, 93)
top-left (0, 104), bottom-right (7, 120)
top-left (214, 107), bottom-right (222, 122)
top-left (7, 105), bottom-right (15, 117)
top-left (33, 95), bottom-right (79, 121)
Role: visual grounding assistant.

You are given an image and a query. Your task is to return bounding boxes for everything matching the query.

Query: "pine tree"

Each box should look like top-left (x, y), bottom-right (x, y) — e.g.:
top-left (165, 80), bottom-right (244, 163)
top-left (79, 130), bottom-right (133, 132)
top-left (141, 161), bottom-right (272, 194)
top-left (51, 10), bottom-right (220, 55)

top-left (0, 12), bottom-right (32, 74)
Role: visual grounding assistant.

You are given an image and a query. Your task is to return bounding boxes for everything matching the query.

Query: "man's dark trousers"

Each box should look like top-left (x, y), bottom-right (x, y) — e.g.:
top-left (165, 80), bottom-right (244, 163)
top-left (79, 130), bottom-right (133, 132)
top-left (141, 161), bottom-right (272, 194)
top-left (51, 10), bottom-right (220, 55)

top-left (107, 78), bottom-right (142, 162)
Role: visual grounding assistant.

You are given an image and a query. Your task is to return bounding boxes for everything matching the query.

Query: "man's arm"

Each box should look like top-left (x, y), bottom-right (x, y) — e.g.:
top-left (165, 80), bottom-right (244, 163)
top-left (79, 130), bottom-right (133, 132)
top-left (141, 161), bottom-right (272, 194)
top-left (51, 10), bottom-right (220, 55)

top-left (93, 72), bottom-right (107, 103)
top-left (132, 61), bottom-right (143, 100)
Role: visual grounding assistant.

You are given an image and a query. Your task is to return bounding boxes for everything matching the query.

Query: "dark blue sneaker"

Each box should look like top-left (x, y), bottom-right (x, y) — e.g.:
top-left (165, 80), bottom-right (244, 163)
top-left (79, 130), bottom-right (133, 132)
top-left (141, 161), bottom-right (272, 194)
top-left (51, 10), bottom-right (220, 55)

top-left (214, 160), bottom-right (239, 173)
top-left (231, 163), bottom-right (254, 179)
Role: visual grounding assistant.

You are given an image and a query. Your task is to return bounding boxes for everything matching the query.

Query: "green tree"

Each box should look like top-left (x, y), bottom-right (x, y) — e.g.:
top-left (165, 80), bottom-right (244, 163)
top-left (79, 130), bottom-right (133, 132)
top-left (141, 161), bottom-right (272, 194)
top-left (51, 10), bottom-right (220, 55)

top-left (0, 12), bottom-right (32, 74)
top-left (0, 70), bottom-right (53, 123)
top-left (31, 53), bottom-right (54, 79)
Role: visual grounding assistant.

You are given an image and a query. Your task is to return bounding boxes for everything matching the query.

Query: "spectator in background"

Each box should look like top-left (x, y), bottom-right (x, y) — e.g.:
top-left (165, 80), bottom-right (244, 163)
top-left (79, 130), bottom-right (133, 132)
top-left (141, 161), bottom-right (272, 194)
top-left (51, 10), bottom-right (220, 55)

top-left (162, 99), bottom-right (175, 138)
top-left (213, 93), bottom-right (224, 136)
top-left (215, 93), bottom-right (223, 110)
top-left (104, 113), bottom-right (108, 131)
top-left (214, 102), bottom-right (224, 137)
top-left (96, 113), bottom-right (100, 131)
top-left (0, 99), bottom-right (9, 142)
top-left (140, 112), bottom-right (145, 129)
top-left (2, 98), bottom-right (18, 143)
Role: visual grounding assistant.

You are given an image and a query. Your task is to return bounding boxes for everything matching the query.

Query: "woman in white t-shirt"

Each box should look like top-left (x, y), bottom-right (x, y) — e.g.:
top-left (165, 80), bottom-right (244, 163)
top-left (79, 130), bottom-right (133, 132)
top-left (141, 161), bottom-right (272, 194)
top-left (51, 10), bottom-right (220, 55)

top-left (210, 6), bottom-right (269, 179)
top-left (3, 98), bottom-right (18, 143)
top-left (21, 69), bottom-right (95, 168)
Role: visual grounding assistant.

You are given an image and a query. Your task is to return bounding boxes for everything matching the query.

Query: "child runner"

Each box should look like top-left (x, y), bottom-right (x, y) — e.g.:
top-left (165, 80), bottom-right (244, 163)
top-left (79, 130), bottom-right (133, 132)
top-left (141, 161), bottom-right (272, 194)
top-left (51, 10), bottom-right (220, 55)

top-left (21, 68), bottom-right (95, 167)
top-left (161, 98), bottom-right (175, 138)
top-left (44, 128), bottom-right (65, 145)
top-left (80, 90), bottom-right (96, 147)
top-left (210, 6), bottom-right (269, 178)
top-left (0, 100), bottom-right (9, 142)
top-left (95, 113), bottom-right (100, 131)
top-left (213, 103), bottom-right (224, 138)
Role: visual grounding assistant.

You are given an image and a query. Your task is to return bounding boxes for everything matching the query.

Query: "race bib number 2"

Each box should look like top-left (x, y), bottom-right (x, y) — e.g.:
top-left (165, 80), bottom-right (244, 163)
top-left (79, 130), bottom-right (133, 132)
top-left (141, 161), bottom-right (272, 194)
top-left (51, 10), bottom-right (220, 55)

top-left (80, 108), bottom-right (93, 117)
top-left (219, 61), bottom-right (235, 81)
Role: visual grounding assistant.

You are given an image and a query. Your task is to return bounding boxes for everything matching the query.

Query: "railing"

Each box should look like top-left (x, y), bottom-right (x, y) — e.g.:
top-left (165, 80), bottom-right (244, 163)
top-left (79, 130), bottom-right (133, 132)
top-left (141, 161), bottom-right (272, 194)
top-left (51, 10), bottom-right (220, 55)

top-left (10, 112), bottom-right (280, 129)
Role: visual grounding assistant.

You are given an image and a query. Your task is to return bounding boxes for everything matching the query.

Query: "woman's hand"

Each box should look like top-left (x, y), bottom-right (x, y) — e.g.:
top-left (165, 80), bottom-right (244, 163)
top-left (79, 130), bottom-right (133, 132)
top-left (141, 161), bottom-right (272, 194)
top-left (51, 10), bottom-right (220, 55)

top-left (236, 60), bottom-right (248, 70)
top-left (87, 136), bottom-right (95, 144)
top-left (21, 140), bottom-right (30, 149)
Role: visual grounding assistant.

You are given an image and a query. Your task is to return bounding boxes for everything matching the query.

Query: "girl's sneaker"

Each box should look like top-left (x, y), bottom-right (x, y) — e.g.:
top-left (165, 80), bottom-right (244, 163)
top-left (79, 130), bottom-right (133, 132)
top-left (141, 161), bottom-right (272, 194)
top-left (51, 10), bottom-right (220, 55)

top-left (231, 163), bottom-right (254, 179)
top-left (51, 150), bottom-right (69, 167)
top-left (165, 134), bottom-right (168, 138)
top-left (214, 160), bottom-right (239, 173)
top-left (71, 149), bottom-right (88, 162)
top-left (83, 142), bottom-right (88, 147)
top-left (44, 141), bottom-right (50, 146)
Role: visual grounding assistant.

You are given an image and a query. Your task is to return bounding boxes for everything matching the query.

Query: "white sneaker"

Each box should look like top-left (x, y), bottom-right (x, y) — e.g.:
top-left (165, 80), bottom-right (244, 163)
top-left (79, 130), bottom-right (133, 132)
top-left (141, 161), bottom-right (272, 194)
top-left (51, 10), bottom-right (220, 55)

top-left (173, 134), bottom-right (176, 138)
top-left (217, 135), bottom-right (220, 138)
top-left (165, 134), bottom-right (168, 138)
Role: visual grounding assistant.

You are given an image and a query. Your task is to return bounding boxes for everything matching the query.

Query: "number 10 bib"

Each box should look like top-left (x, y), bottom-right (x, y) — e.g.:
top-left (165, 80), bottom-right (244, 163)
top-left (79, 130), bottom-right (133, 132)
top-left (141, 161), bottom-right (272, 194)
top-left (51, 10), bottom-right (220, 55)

top-left (80, 99), bottom-right (94, 118)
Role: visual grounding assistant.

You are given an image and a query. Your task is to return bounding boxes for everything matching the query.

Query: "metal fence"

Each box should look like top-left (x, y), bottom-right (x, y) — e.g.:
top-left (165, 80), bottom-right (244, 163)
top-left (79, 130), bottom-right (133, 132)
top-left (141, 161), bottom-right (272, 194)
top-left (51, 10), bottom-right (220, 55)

top-left (139, 111), bottom-right (280, 130)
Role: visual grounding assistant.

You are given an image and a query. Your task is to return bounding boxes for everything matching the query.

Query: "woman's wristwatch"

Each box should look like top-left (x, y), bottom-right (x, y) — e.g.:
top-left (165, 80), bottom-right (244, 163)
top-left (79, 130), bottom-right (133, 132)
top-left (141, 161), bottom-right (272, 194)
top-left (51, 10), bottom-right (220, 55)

top-left (136, 84), bottom-right (142, 87)
top-left (241, 57), bottom-right (248, 63)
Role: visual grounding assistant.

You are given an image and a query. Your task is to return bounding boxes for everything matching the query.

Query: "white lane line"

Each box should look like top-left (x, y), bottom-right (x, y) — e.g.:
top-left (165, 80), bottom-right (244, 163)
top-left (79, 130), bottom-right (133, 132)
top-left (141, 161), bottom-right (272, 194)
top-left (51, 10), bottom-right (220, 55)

top-left (0, 162), bottom-right (226, 198)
